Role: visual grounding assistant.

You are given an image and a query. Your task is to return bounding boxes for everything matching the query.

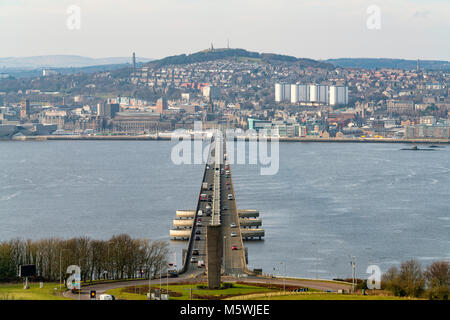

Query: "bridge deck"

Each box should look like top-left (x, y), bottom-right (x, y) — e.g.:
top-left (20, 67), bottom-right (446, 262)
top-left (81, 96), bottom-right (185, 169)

top-left (177, 134), bottom-right (263, 276)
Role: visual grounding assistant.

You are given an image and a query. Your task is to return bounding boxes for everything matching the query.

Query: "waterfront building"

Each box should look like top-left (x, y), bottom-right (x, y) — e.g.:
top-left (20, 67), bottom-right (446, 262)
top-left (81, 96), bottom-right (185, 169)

top-left (156, 98), bottom-right (168, 113)
top-left (387, 100), bottom-right (415, 115)
top-left (111, 112), bottom-right (167, 132)
top-left (98, 103), bottom-right (120, 118)
top-left (20, 99), bottom-right (30, 120)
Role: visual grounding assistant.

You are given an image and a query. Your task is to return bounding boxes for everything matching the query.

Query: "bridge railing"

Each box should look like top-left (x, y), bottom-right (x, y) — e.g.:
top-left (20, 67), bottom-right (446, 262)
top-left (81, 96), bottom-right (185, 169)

top-left (225, 141), bottom-right (252, 275)
top-left (178, 139), bottom-right (212, 275)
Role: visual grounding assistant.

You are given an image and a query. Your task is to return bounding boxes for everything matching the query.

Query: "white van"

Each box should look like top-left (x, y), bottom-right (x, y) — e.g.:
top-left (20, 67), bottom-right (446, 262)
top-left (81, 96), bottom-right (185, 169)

top-left (99, 294), bottom-right (115, 300)
top-left (227, 194), bottom-right (233, 200)
top-left (198, 210), bottom-right (203, 217)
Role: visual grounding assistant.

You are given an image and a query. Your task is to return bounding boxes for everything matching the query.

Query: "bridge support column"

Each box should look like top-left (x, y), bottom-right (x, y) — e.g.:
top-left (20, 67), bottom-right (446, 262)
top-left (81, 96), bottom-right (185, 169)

top-left (206, 225), bottom-right (222, 289)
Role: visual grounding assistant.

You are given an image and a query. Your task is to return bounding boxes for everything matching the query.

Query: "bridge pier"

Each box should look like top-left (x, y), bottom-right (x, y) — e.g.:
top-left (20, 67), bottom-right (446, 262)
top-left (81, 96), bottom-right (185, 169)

top-left (206, 224), bottom-right (222, 289)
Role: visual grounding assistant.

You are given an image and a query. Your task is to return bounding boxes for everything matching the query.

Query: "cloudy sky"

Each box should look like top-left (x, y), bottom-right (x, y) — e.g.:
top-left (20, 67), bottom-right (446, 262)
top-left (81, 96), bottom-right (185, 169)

top-left (0, 0), bottom-right (449, 60)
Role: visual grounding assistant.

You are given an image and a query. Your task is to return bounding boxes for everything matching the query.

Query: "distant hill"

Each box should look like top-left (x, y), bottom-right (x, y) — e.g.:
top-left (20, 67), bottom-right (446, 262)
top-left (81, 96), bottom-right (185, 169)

top-left (326, 58), bottom-right (450, 70)
top-left (2, 63), bottom-right (143, 79)
top-left (0, 55), bottom-right (153, 69)
top-left (149, 48), bottom-right (332, 69)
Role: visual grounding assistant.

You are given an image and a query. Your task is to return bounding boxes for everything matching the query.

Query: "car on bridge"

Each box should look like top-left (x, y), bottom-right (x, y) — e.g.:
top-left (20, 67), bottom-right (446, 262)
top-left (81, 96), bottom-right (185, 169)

top-left (227, 194), bottom-right (233, 200)
top-left (195, 230), bottom-right (201, 235)
top-left (192, 249), bottom-right (199, 255)
top-left (231, 246), bottom-right (239, 250)
top-left (230, 223), bottom-right (237, 228)
top-left (195, 236), bottom-right (201, 241)
top-left (190, 257), bottom-right (197, 263)
top-left (231, 232), bottom-right (237, 237)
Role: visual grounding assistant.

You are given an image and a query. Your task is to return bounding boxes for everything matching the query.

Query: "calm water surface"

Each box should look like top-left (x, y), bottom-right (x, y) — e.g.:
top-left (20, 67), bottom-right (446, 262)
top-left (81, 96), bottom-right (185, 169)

top-left (0, 141), bottom-right (449, 279)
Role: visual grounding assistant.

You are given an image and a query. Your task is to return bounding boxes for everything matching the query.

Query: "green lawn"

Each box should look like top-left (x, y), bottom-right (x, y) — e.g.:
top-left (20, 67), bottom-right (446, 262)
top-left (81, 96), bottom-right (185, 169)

top-left (0, 282), bottom-right (69, 300)
top-left (247, 292), bottom-right (420, 300)
top-left (106, 282), bottom-right (278, 300)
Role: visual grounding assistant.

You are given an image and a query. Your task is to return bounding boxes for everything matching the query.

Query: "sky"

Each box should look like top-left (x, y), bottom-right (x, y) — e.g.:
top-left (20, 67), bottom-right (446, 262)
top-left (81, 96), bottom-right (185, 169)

top-left (0, 0), bottom-right (449, 61)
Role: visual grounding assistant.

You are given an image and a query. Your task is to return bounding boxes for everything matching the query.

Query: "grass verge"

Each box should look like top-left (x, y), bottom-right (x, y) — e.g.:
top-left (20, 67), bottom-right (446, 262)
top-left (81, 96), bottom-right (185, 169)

top-left (0, 282), bottom-right (70, 300)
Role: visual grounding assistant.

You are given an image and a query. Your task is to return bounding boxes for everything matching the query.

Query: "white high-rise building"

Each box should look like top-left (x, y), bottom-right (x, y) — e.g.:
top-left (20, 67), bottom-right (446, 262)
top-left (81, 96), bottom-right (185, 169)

top-left (283, 84), bottom-right (291, 102)
top-left (298, 84), bottom-right (309, 102)
top-left (275, 83), bottom-right (283, 102)
top-left (329, 86), bottom-right (348, 105)
top-left (309, 84), bottom-right (317, 102)
top-left (277, 83), bottom-right (348, 105)
top-left (290, 84), bottom-right (299, 103)
top-left (275, 83), bottom-right (291, 102)
top-left (317, 85), bottom-right (329, 104)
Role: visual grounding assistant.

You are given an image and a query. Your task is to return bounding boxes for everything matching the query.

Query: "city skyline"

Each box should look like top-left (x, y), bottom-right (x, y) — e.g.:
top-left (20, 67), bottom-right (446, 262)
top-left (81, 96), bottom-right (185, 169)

top-left (1, 0), bottom-right (449, 61)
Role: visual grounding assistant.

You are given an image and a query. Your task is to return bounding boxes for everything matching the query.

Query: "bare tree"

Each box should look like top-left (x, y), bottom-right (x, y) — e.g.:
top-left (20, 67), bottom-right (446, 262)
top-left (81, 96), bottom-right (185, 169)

top-left (0, 235), bottom-right (170, 283)
top-left (424, 261), bottom-right (449, 300)
top-left (398, 259), bottom-right (425, 298)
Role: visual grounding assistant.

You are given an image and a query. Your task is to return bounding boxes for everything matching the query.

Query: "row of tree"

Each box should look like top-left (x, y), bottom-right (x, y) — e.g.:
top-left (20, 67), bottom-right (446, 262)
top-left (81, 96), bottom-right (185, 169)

top-left (382, 259), bottom-right (449, 300)
top-left (0, 234), bottom-right (170, 283)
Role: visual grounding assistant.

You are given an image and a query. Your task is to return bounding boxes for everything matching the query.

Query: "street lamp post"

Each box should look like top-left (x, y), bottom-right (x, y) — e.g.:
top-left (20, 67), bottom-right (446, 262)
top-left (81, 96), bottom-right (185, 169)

top-left (312, 242), bottom-right (318, 280)
top-left (351, 256), bottom-right (356, 294)
top-left (148, 265), bottom-right (152, 300)
top-left (223, 235), bottom-right (227, 274)
top-left (78, 257), bottom-right (88, 301)
top-left (107, 241), bottom-right (113, 280)
top-left (280, 261), bottom-right (286, 294)
top-left (159, 262), bottom-right (162, 299)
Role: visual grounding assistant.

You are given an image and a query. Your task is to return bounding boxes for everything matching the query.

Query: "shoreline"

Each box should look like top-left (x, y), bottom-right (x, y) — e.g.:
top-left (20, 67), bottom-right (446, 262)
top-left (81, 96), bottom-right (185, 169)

top-left (1, 135), bottom-right (449, 144)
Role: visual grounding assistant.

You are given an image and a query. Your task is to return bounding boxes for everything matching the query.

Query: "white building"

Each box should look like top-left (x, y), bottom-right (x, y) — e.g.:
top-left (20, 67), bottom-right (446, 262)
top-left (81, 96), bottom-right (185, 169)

top-left (290, 84), bottom-right (299, 103)
top-left (202, 86), bottom-right (220, 99)
top-left (329, 86), bottom-right (349, 106)
top-left (283, 84), bottom-right (291, 102)
top-left (317, 85), bottom-right (329, 104)
top-left (298, 84), bottom-right (309, 102)
top-left (274, 83), bottom-right (291, 102)
top-left (309, 84), bottom-right (317, 102)
top-left (275, 83), bottom-right (283, 102)
top-left (277, 83), bottom-right (348, 105)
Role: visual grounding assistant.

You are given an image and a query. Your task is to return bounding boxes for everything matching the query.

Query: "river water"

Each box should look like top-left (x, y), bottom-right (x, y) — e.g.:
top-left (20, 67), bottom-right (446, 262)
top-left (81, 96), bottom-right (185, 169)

top-left (0, 140), bottom-right (449, 279)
